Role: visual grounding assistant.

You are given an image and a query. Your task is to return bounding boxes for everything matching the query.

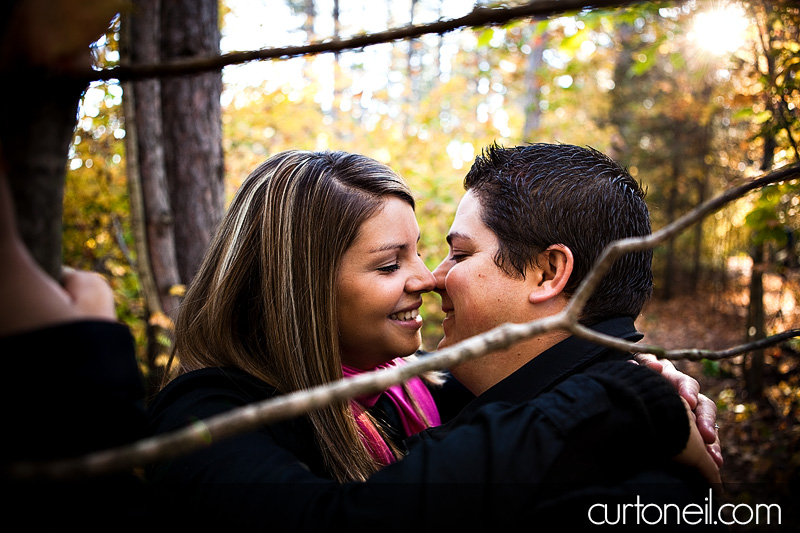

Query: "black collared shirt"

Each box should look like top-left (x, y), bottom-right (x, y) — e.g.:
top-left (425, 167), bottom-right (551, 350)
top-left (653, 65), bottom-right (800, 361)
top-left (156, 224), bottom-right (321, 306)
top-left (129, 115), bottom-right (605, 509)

top-left (420, 316), bottom-right (642, 440)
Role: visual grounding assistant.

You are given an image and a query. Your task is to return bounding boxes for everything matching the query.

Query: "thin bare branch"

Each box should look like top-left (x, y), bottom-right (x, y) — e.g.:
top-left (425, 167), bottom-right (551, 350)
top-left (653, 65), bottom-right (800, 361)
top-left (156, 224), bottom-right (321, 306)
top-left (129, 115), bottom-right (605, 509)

top-left (569, 323), bottom-right (800, 361)
top-left (658, 329), bottom-right (800, 361)
top-left (85, 0), bottom-right (647, 83)
top-left (5, 315), bottom-right (568, 481)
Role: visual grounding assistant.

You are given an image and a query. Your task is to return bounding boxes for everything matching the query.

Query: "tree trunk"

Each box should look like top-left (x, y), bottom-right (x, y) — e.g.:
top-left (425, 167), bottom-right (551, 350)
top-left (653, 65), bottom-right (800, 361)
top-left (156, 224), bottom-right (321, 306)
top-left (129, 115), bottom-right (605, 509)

top-left (745, 242), bottom-right (765, 398)
top-left (124, 0), bottom-right (182, 321)
top-left (160, 0), bottom-right (224, 285)
top-left (122, 0), bottom-right (183, 395)
top-left (331, 0), bottom-right (341, 123)
top-left (690, 175), bottom-right (707, 293)
top-left (407, 0), bottom-right (420, 123)
top-left (522, 30), bottom-right (544, 141)
top-left (689, 117), bottom-right (712, 294)
top-left (0, 72), bottom-right (84, 278)
top-left (303, 0), bottom-right (316, 40)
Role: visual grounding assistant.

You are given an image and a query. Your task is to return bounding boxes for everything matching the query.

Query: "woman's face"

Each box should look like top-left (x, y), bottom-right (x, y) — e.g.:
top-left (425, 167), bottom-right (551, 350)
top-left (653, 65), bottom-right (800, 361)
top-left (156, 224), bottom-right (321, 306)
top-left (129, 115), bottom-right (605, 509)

top-left (336, 197), bottom-right (435, 370)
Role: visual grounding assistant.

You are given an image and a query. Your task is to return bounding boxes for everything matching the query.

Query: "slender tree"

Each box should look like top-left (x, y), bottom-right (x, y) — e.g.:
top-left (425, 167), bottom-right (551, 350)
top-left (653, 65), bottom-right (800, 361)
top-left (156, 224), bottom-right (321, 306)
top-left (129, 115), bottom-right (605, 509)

top-left (121, 0), bottom-right (183, 394)
top-left (159, 0), bottom-right (224, 285)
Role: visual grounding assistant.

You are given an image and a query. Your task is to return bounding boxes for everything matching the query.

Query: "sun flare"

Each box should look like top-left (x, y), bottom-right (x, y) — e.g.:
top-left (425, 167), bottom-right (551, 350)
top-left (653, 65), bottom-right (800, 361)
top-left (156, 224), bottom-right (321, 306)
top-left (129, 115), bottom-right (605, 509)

top-left (689, 4), bottom-right (750, 55)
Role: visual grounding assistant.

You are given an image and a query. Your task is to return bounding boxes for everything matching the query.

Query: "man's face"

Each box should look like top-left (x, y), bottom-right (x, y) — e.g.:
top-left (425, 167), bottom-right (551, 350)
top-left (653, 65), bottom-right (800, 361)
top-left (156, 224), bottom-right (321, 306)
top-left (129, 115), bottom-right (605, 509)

top-left (432, 189), bottom-right (538, 349)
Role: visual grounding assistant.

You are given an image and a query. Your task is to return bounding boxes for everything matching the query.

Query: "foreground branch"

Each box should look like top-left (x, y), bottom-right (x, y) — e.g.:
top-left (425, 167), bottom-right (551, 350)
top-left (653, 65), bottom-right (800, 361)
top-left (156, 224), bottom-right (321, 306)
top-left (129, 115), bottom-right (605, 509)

top-left (87, 0), bottom-right (646, 83)
top-left (570, 323), bottom-right (800, 361)
top-left (5, 315), bottom-right (567, 481)
top-left (7, 164), bottom-right (800, 481)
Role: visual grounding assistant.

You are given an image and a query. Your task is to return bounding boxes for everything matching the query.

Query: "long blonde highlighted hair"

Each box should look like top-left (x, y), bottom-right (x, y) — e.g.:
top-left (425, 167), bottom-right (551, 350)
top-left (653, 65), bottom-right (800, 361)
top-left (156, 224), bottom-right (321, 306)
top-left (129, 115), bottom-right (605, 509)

top-left (166, 150), bottom-right (423, 482)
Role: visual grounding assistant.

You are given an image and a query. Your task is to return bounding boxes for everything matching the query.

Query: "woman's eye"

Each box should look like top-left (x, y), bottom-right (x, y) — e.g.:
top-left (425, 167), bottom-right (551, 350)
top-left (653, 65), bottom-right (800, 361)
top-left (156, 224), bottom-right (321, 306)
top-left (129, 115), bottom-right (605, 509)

top-left (378, 263), bottom-right (400, 273)
top-left (451, 253), bottom-right (467, 262)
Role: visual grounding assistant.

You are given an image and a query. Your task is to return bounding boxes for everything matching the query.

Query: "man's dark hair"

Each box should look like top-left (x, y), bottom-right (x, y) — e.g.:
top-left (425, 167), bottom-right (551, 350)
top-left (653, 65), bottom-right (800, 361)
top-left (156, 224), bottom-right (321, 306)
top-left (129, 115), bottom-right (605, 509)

top-left (464, 142), bottom-right (653, 326)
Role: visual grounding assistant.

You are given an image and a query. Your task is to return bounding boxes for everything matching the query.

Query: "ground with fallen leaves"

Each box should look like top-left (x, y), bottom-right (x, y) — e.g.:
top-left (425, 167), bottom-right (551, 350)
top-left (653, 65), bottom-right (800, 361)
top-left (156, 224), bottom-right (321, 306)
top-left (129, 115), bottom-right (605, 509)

top-left (636, 266), bottom-right (799, 531)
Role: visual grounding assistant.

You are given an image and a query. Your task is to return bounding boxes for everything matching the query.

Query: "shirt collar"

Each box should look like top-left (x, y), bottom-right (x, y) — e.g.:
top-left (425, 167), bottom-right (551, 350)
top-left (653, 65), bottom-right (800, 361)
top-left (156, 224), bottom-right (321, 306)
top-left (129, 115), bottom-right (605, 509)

top-left (463, 316), bottom-right (643, 411)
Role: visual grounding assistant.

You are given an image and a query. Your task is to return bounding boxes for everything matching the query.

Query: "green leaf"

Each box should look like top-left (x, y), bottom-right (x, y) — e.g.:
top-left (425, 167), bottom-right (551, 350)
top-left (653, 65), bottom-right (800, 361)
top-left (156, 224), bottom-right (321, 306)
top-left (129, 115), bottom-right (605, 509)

top-left (732, 108), bottom-right (755, 120)
top-left (754, 110), bottom-right (774, 124)
top-left (630, 52), bottom-right (655, 76)
top-left (476, 28), bottom-right (494, 48)
top-left (702, 359), bottom-right (720, 378)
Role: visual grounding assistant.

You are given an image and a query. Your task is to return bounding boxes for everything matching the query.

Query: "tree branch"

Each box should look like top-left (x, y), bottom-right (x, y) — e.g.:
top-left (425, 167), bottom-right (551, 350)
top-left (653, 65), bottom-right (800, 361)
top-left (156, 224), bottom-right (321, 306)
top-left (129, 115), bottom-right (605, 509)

top-left (569, 323), bottom-right (800, 361)
top-left (5, 314), bottom-right (569, 481)
top-left (659, 329), bottom-right (800, 361)
top-left (84, 0), bottom-right (649, 83)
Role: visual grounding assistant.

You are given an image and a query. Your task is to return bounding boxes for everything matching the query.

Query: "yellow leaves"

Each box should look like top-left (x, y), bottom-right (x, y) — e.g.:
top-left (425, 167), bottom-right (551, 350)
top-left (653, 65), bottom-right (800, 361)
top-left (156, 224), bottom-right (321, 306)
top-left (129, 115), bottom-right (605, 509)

top-left (153, 353), bottom-right (172, 369)
top-left (149, 312), bottom-right (176, 366)
top-left (766, 376), bottom-right (800, 418)
top-left (148, 311), bottom-right (175, 331)
top-left (168, 284), bottom-right (187, 297)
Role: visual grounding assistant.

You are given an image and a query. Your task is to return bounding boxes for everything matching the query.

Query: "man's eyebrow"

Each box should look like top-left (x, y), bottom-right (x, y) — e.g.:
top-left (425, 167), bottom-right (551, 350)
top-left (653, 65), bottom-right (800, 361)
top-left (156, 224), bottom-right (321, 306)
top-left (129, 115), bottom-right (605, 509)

top-left (446, 231), bottom-right (470, 246)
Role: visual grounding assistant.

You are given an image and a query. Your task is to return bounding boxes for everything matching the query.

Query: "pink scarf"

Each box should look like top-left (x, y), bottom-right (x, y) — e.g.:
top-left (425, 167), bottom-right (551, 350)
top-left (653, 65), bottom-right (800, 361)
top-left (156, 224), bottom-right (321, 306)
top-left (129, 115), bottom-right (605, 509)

top-left (342, 357), bottom-right (441, 465)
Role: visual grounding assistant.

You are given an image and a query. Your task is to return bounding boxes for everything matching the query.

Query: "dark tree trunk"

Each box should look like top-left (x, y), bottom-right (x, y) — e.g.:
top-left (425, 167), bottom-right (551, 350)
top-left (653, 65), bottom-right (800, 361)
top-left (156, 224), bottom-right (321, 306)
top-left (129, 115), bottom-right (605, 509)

top-left (745, 243), bottom-right (765, 398)
top-left (160, 0), bottom-right (224, 285)
top-left (689, 174), bottom-right (707, 293)
top-left (0, 73), bottom-right (84, 278)
top-left (122, 0), bottom-right (184, 395)
top-left (124, 0), bottom-right (182, 321)
top-left (689, 117), bottom-right (712, 294)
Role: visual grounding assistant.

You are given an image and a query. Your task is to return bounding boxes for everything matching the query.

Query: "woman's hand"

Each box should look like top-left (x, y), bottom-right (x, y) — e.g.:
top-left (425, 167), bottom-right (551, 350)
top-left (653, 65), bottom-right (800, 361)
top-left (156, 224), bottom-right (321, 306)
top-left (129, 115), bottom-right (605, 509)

top-left (674, 397), bottom-right (722, 489)
top-left (635, 353), bottom-right (723, 468)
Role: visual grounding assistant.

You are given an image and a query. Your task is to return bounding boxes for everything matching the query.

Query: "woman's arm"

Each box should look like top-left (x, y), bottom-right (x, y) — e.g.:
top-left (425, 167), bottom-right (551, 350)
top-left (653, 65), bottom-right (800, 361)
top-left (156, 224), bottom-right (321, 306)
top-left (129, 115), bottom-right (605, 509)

top-left (636, 353), bottom-right (723, 467)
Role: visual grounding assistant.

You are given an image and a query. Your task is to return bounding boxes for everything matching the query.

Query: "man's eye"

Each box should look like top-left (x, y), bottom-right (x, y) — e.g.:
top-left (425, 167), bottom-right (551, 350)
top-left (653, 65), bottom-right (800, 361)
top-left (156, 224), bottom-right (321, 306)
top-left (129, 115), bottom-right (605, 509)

top-left (378, 264), bottom-right (400, 273)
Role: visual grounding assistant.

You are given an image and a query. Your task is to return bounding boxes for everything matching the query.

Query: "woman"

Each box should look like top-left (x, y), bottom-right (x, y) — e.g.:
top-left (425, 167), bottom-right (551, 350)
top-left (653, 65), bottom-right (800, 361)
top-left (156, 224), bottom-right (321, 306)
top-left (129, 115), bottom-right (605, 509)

top-left (152, 150), bottom-right (451, 482)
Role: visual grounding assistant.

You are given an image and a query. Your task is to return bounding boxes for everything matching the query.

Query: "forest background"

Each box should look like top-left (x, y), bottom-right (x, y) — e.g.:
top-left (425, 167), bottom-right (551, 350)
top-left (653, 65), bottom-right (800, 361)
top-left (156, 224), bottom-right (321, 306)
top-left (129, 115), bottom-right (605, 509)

top-left (5, 0), bottom-right (798, 529)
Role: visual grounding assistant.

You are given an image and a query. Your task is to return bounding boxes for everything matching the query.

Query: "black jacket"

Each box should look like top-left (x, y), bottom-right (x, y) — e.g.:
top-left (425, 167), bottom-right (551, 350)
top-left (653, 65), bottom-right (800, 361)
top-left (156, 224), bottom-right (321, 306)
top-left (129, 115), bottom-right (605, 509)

top-left (146, 349), bottom-right (699, 530)
top-left (410, 317), bottom-right (726, 531)
top-left (3, 318), bottom-right (721, 531)
top-left (2, 320), bottom-right (149, 531)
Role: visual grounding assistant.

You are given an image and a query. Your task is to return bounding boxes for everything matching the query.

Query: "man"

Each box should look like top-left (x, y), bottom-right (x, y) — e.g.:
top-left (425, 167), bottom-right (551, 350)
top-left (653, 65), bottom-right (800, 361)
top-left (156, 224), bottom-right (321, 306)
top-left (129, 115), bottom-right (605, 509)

top-left (418, 142), bottom-right (724, 527)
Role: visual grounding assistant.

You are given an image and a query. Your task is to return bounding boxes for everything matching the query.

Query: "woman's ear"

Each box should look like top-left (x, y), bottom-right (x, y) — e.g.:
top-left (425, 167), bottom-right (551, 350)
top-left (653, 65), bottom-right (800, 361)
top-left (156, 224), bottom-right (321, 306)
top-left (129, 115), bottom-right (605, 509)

top-left (529, 244), bottom-right (574, 304)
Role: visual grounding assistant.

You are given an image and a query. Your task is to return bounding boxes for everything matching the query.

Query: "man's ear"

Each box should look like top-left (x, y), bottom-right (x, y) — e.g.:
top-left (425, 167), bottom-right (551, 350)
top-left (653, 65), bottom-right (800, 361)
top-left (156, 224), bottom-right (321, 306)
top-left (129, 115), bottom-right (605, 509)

top-left (529, 244), bottom-right (574, 304)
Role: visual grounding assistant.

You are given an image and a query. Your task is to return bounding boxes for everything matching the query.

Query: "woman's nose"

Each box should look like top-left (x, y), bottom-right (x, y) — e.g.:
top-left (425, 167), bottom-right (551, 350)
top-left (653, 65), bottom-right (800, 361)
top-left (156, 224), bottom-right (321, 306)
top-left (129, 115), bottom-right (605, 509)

top-left (407, 256), bottom-right (436, 293)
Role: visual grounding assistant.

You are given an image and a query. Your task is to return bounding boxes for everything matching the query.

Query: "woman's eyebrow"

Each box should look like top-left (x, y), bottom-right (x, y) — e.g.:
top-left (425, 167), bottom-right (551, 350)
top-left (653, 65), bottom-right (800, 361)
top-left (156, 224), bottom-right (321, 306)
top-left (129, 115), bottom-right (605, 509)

top-left (369, 232), bottom-right (421, 253)
top-left (368, 242), bottom-right (407, 254)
